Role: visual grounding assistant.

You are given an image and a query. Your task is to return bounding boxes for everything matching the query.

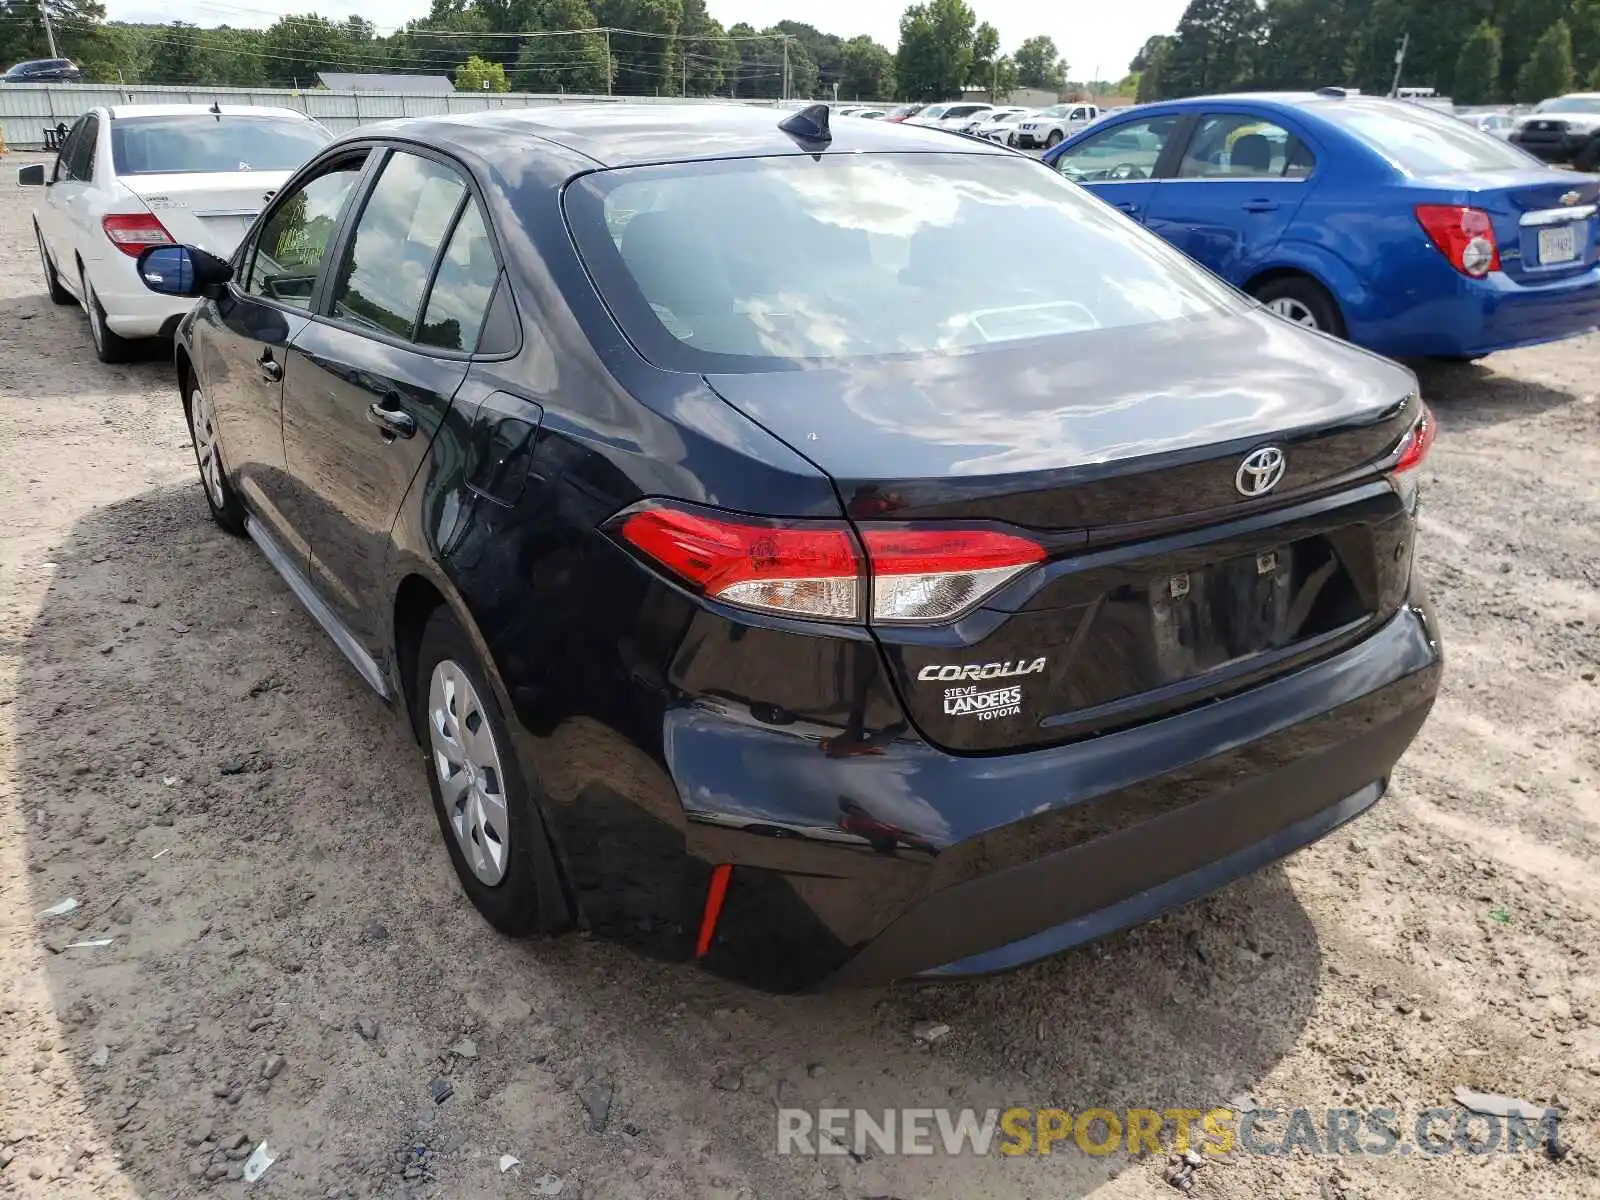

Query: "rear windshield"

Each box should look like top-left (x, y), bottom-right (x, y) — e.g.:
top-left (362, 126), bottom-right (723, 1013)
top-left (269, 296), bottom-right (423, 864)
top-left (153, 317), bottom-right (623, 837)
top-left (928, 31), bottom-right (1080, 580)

top-left (110, 115), bottom-right (330, 176)
top-left (1317, 101), bottom-right (1534, 173)
top-left (1535, 96), bottom-right (1600, 114)
top-left (565, 152), bottom-right (1240, 371)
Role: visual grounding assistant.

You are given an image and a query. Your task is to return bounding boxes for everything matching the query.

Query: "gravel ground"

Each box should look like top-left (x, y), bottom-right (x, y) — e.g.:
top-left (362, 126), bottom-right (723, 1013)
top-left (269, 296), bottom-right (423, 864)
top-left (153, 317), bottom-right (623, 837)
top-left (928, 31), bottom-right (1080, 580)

top-left (1, 151), bottom-right (1598, 1200)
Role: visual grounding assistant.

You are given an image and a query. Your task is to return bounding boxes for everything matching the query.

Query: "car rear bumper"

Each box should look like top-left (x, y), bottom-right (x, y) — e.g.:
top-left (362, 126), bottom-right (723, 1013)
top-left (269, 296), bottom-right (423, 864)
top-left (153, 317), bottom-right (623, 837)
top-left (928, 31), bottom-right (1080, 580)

top-left (86, 253), bottom-right (195, 338)
top-left (683, 587), bottom-right (1441, 991)
top-left (1354, 261), bottom-right (1600, 357)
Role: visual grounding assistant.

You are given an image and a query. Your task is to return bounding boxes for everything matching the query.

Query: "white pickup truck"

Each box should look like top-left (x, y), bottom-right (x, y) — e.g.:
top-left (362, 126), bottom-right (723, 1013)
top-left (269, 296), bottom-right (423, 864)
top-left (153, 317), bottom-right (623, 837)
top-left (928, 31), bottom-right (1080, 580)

top-left (1009, 103), bottom-right (1101, 149)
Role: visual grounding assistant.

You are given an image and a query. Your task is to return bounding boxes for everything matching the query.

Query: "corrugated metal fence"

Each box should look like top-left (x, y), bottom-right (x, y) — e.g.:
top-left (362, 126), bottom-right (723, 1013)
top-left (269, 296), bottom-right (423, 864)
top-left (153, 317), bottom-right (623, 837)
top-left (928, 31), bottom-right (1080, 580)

top-left (0, 83), bottom-right (782, 149)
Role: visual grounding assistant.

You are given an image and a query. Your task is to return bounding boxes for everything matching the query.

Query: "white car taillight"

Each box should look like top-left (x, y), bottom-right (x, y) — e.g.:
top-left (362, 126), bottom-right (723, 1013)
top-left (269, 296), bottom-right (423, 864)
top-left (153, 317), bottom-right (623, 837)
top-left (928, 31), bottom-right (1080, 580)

top-left (611, 503), bottom-right (1047, 625)
top-left (102, 213), bottom-right (174, 257)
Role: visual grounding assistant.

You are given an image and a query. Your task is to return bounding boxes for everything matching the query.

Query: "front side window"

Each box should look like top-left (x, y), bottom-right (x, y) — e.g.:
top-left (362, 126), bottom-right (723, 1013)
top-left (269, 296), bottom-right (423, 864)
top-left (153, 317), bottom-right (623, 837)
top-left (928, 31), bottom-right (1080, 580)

top-left (1055, 115), bottom-right (1181, 183)
top-left (111, 115), bottom-right (331, 177)
top-left (245, 158), bottom-right (367, 309)
top-left (566, 152), bottom-right (1241, 371)
top-left (328, 151), bottom-right (470, 340)
top-left (1178, 115), bottom-right (1316, 179)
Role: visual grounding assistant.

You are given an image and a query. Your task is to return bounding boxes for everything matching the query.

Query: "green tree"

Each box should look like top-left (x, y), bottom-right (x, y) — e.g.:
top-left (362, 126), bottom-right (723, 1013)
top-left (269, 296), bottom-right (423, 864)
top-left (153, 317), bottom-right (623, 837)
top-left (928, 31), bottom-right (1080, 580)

top-left (595, 0), bottom-right (684, 96)
top-left (1013, 34), bottom-right (1066, 91)
top-left (1570, 0), bottom-right (1600, 80)
top-left (966, 20), bottom-right (1000, 89)
top-left (510, 0), bottom-right (610, 93)
top-left (456, 53), bottom-right (509, 90)
top-left (1516, 18), bottom-right (1574, 102)
top-left (1453, 20), bottom-right (1501, 104)
top-left (263, 14), bottom-right (353, 87)
top-left (1591, 59), bottom-right (1600, 88)
top-left (679, 0), bottom-right (737, 95)
top-left (774, 21), bottom-right (843, 94)
top-left (838, 34), bottom-right (895, 99)
top-left (144, 21), bottom-right (206, 83)
top-left (1136, 36), bottom-right (1173, 100)
top-left (895, 0), bottom-right (976, 100)
top-left (1161, 0), bottom-right (1264, 96)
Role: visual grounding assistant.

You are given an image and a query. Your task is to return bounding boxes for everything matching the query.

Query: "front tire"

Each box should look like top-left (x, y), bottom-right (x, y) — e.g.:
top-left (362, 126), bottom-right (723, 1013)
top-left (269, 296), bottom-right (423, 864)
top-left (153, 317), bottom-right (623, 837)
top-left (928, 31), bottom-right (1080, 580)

top-left (186, 382), bottom-right (247, 535)
top-left (1253, 275), bottom-right (1347, 338)
top-left (36, 225), bottom-right (72, 305)
top-left (412, 608), bottom-right (565, 938)
top-left (1045, 129), bottom-right (1064, 148)
top-left (80, 268), bottom-right (137, 364)
top-left (1575, 136), bottom-right (1600, 174)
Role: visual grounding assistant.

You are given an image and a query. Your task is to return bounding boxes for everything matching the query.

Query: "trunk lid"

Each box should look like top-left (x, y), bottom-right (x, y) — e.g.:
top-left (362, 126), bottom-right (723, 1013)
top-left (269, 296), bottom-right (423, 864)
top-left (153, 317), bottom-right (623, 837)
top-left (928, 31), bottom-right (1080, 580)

top-left (118, 171), bottom-right (294, 258)
top-left (705, 308), bottom-right (1420, 753)
top-left (1410, 171), bottom-right (1600, 283)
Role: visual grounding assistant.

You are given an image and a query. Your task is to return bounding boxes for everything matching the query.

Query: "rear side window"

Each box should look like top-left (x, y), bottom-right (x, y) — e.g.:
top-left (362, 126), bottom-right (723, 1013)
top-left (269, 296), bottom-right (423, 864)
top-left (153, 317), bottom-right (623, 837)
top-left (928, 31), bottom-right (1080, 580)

top-left (328, 152), bottom-right (469, 340)
top-left (1318, 101), bottom-right (1533, 173)
top-left (1179, 115), bottom-right (1316, 179)
top-left (566, 152), bottom-right (1240, 371)
top-left (110, 115), bottom-right (330, 176)
top-left (417, 202), bottom-right (500, 351)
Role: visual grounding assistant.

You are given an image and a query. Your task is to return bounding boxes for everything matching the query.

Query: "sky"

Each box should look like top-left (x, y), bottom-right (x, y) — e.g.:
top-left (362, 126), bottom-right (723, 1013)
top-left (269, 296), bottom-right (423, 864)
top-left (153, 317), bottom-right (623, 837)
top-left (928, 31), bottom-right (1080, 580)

top-left (104, 0), bottom-right (1191, 83)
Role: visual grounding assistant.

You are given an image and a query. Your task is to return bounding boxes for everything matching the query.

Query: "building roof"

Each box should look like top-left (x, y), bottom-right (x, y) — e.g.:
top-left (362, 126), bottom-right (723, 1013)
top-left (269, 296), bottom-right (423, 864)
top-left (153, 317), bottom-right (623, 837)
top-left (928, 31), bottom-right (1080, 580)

top-left (316, 72), bottom-right (454, 94)
top-left (359, 103), bottom-right (1015, 169)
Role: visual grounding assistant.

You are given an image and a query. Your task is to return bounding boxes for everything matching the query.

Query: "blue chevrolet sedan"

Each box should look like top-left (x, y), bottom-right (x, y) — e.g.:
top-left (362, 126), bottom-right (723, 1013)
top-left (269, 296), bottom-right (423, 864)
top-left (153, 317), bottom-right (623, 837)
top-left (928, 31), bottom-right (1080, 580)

top-left (1043, 91), bottom-right (1600, 360)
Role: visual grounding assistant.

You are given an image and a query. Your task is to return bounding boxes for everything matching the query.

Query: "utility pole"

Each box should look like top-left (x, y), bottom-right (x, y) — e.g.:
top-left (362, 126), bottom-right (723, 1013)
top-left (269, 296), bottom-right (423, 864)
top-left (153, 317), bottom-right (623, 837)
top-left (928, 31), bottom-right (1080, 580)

top-left (682, 42), bottom-right (687, 97)
top-left (40, 0), bottom-right (60, 60)
top-left (782, 37), bottom-right (790, 102)
top-left (604, 28), bottom-right (612, 95)
top-left (1389, 32), bottom-right (1409, 98)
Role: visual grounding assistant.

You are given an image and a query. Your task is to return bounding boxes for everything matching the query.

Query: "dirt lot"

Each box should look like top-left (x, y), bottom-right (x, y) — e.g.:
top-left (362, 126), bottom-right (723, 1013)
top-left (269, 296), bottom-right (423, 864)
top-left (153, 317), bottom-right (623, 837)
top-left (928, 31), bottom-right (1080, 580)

top-left (1, 152), bottom-right (1598, 1200)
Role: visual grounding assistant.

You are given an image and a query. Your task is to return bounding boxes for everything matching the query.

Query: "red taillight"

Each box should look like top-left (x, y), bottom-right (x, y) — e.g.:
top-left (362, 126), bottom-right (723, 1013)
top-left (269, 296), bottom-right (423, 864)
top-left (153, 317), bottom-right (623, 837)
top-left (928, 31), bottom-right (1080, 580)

top-left (616, 506), bottom-right (862, 620)
top-left (861, 527), bottom-right (1045, 622)
top-left (1415, 205), bottom-right (1499, 277)
top-left (102, 213), bottom-right (173, 257)
top-left (612, 503), bottom-right (1046, 624)
top-left (1389, 402), bottom-right (1436, 478)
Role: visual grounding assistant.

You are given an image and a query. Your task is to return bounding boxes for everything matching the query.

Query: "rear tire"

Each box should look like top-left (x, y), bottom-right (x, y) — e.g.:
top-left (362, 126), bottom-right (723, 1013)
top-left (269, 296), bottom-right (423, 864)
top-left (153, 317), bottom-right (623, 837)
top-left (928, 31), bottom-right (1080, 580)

top-left (36, 225), bottom-right (72, 305)
top-left (80, 268), bottom-right (137, 364)
top-left (185, 381), bottom-right (247, 535)
top-left (1253, 275), bottom-right (1347, 338)
top-left (411, 607), bottom-right (566, 938)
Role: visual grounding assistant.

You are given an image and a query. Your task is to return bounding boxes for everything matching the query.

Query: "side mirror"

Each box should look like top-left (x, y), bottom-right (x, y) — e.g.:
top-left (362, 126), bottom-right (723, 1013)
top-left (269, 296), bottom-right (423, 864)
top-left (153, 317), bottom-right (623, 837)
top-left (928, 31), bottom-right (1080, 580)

top-left (136, 244), bottom-right (234, 298)
top-left (17, 164), bottom-right (45, 187)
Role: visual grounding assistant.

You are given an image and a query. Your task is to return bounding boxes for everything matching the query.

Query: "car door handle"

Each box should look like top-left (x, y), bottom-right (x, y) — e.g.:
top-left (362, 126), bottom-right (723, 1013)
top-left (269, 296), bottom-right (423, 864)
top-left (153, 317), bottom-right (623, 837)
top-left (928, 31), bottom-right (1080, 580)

top-left (367, 397), bottom-right (417, 440)
top-left (1243, 199), bottom-right (1281, 213)
top-left (1113, 201), bottom-right (1139, 213)
top-left (257, 351), bottom-right (283, 383)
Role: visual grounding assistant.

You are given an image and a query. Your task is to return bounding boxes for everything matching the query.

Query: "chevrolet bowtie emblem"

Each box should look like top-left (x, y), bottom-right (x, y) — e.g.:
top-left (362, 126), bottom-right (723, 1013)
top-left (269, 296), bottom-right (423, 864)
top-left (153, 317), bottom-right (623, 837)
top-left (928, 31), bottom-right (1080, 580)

top-left (1560, 191), bottom-right (1581, 206)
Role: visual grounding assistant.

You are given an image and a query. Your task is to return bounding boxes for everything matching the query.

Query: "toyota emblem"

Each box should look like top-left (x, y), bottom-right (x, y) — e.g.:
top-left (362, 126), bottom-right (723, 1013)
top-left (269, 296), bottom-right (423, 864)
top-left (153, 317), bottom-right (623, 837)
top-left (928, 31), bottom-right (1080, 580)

top-left (1235, 446), bottom-right (1287, 497)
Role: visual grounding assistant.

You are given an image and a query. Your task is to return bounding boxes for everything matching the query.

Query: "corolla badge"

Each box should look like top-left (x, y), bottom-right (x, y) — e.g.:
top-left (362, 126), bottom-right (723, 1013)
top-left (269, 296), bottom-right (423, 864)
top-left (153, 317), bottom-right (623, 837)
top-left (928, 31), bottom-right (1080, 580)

top-left (1235, 446), bottom-right (1287, 498)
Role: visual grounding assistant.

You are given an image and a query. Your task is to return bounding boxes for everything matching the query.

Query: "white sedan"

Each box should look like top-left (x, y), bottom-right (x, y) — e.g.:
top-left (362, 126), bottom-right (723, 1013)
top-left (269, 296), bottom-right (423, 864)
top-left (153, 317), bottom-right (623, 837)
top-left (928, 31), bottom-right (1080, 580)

top-left (19, 104), bottom-right (330, 362)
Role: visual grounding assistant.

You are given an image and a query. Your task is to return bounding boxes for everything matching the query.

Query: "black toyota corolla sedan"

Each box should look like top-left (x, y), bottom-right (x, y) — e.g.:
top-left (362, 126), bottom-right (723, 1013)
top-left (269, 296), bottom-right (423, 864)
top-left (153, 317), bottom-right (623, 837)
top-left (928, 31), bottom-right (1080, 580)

top-left (134, 103), bottom-right (1441, 991)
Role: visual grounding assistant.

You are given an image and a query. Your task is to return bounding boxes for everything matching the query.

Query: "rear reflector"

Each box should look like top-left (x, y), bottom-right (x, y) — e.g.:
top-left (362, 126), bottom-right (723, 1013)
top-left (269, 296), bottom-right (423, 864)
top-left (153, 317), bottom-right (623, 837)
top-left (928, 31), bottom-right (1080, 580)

top-left (1415, 205), bottom-right (1499, 277)
top-left (102, 213), bottom-right (174, 257)
top-left (1389, 402), bottom-right (1436, 477)
top-left (612, 503), bottom-right (1047, 625)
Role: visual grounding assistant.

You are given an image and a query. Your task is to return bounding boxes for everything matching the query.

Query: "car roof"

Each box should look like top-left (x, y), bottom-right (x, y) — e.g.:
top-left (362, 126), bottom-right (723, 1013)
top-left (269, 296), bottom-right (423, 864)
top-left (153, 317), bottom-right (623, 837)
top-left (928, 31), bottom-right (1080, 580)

top-left (349, 103), bottom-right (1013, 168)
top-left (104, 103), bottom-right (317, 121)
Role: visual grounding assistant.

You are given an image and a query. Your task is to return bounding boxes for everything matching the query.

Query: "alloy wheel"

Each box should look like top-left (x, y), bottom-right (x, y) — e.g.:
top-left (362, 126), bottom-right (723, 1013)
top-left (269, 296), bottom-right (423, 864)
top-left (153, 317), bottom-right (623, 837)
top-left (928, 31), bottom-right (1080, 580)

top-left (189, 387), bottom-right (225, 508)
top-left (428, 659), bottom-right (511, 886)
top-left (1266, 297), bottom-right (1319, 328)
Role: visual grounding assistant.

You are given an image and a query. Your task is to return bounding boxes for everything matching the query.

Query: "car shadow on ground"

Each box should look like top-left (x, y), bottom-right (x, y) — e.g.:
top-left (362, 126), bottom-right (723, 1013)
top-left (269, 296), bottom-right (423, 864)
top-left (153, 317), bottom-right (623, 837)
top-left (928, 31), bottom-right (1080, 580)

top-left (0, 292), bottom-right (173, 393)
top-left (15, 482), bottom-right (1325, 1197)
top-left (1410, 357), bottom-right (1585, 434)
